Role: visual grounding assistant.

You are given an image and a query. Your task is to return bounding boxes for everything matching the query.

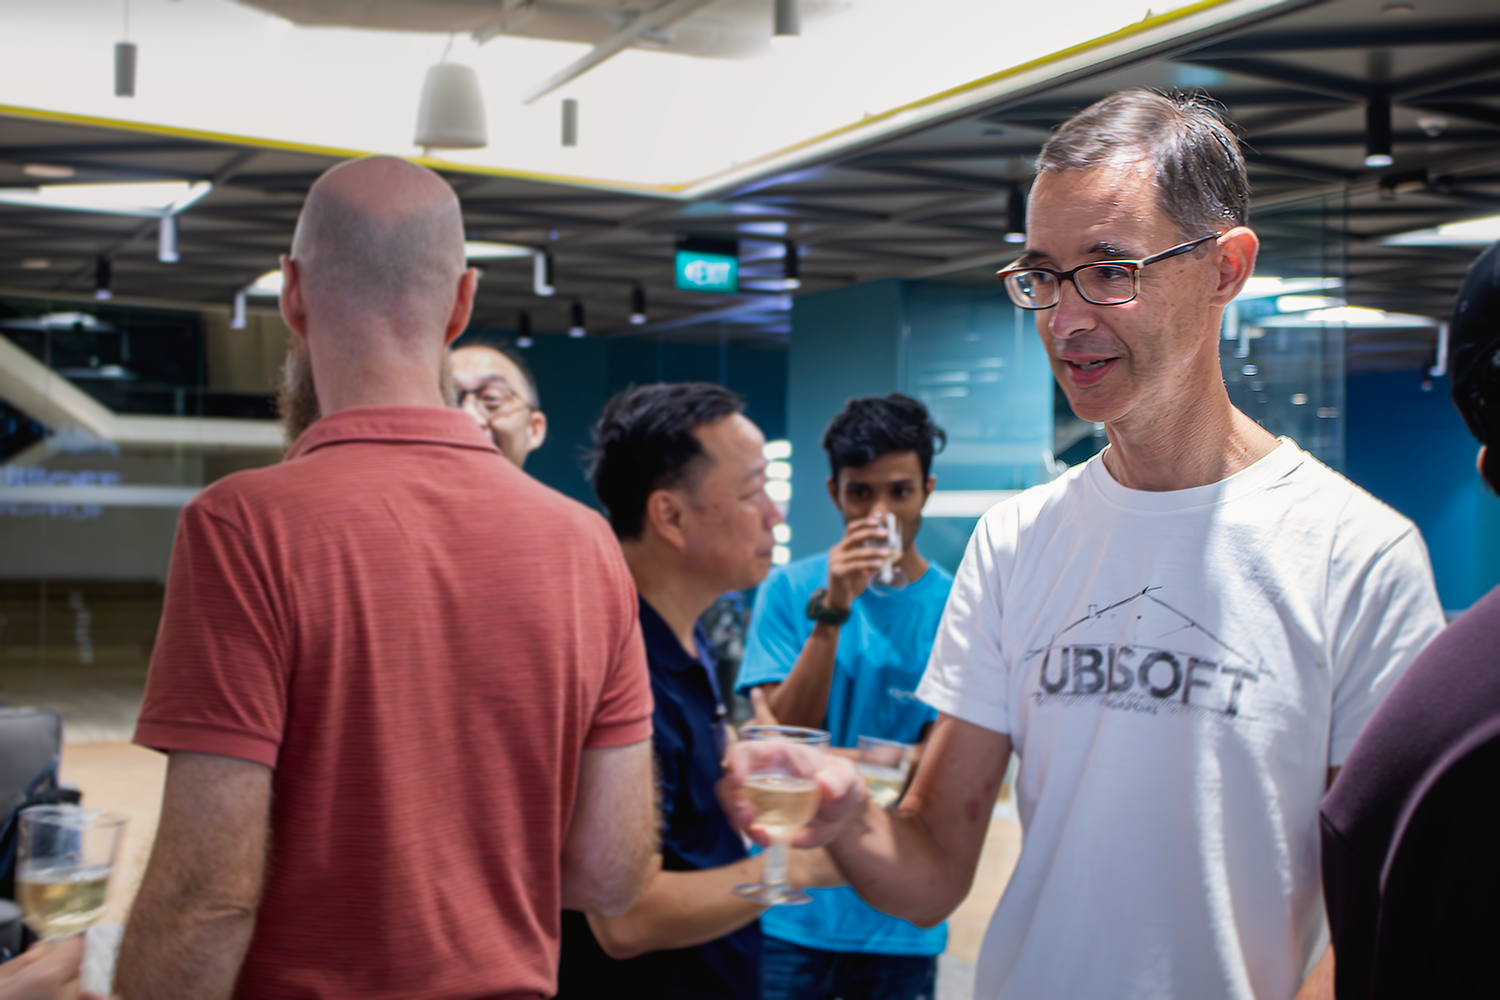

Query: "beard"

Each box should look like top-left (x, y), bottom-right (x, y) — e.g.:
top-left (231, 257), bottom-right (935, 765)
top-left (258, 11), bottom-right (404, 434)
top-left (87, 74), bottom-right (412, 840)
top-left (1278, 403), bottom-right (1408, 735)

top-left (276, 336), bottom-right (459, 449)
top-left (277, 336), bottom-right (320, 447)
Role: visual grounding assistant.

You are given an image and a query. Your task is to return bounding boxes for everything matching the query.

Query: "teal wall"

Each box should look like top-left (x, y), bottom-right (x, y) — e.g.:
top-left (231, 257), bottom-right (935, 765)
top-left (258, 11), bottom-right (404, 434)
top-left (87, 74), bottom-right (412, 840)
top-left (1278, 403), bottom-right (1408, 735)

top-left (786, 279), bottom-right (1055, 574)
top-left (457, 329), bottom-right (787, 508)
top-left (1346, 372), bottom-right (1500, 612)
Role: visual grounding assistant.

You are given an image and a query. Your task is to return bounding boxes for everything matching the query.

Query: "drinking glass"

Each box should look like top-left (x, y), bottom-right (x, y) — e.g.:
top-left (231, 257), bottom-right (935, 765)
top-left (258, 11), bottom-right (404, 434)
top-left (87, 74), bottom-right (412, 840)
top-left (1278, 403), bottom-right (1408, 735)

top-left (17, 806), bottom-right (126, 940)
top-left (733, 724), bottom-right (831, 906)
top-left (856, 735), bottom-right (915, 808)
top-left (862, 512), bottom-right (906, 589)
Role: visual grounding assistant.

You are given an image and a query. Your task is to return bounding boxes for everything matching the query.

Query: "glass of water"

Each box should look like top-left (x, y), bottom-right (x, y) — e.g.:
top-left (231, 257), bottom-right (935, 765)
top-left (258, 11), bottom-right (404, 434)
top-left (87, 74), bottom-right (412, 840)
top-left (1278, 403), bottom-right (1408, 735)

top-left (17, 806), bottom-right (126, 940)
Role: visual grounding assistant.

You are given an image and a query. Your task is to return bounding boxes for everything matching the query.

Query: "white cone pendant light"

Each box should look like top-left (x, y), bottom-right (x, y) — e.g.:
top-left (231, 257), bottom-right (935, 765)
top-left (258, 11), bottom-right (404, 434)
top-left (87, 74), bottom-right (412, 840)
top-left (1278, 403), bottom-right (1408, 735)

top-left (414, 63), bottom-right (488, 151)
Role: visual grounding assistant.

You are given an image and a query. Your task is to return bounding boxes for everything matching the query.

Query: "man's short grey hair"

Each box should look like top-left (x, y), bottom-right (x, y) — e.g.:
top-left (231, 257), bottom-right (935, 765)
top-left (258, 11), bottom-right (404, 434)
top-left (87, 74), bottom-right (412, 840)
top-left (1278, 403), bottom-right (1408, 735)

top-left (1036, 89), bottom-right (1250, 239)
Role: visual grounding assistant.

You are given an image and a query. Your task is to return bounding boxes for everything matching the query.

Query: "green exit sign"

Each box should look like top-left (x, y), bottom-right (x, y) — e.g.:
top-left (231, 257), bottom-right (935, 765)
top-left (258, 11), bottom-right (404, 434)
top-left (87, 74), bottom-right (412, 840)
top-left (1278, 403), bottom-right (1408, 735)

top-left (675, 248), bottom-right (739, 294)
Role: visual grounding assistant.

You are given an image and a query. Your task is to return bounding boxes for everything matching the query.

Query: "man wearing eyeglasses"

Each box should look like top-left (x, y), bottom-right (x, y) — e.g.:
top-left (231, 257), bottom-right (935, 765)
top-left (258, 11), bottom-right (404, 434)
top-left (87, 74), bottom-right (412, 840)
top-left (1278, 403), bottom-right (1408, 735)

top-left (720, 90), bottom-right (1444, 1000)
top-left (452, 341), bottom-right (548, 468)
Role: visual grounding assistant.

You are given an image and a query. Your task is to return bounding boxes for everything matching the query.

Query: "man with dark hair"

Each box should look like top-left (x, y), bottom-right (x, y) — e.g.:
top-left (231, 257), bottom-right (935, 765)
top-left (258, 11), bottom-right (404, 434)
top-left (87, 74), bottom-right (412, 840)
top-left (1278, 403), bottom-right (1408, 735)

top-left (559, 383), bottom-right (838, 1000)
top-left (1320, 240), bottom-right (1500, 998)
top-left (722, 90), bottom-right (1444, 999)
top-left (737, 393), bottom-right (951, 1000)
top-left (117, 158), bottom-right (658, 1000)
top-left (451, 340), bottom-right (548, 468)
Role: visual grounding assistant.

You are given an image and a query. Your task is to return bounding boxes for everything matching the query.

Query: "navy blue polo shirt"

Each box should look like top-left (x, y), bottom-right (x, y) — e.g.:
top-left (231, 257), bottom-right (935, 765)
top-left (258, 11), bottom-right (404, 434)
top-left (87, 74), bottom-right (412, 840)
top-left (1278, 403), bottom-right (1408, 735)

top-left (556, 598), bottom-right (760, 1000)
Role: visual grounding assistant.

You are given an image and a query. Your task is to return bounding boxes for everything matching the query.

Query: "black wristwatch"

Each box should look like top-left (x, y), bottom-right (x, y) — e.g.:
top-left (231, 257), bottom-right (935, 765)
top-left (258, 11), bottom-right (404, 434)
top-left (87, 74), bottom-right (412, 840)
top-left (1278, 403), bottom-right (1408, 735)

top-left (806, 588), bottom-right (851, 627)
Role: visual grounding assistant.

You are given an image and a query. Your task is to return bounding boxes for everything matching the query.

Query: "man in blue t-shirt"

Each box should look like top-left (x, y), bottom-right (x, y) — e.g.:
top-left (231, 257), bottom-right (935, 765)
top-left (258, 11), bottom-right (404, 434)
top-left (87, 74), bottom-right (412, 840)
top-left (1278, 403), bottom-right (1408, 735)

top-left (738, 394), bottom-right (953, 1000)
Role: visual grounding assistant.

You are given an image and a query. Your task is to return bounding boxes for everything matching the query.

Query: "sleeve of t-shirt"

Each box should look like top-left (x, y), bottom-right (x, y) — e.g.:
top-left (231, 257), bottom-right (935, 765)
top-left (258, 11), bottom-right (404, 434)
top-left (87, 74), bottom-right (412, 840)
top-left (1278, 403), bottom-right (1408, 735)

top-left (1328, 526), bottom-right (1446, 767)
top-left (735, 568), bottom-right (803, 693)
top-left (916, 507), bottom-right (1013, 736)
top-left (133, 500), bottom-right (289, 768)
top-left (583, 538), bottom-right (654, 749)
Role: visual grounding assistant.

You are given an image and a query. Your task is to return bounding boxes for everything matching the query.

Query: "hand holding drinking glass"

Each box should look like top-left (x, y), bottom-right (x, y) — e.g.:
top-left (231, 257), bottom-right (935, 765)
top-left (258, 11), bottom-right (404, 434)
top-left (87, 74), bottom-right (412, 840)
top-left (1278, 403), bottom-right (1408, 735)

top-left (16, 806), bottom-right (125, 941)
top-left (731, 725), bottom-right (830, 906)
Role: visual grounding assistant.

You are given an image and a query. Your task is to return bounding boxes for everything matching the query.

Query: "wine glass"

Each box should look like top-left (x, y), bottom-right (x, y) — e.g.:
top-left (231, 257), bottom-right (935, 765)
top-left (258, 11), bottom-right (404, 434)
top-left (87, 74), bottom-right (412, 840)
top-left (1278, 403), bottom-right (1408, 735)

top-left (855, 735), bottom-right (915, 808)
top-left (16, 806), bottom-right (126, 940)
top-left (733, 724), bottom-right (831, 906)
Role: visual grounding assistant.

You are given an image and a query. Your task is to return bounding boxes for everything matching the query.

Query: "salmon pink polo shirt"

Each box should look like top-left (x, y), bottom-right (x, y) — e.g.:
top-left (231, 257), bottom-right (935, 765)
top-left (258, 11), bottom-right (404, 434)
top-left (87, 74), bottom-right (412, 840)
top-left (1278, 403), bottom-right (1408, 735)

top-left (135, 406), bottom-right (653, 1000)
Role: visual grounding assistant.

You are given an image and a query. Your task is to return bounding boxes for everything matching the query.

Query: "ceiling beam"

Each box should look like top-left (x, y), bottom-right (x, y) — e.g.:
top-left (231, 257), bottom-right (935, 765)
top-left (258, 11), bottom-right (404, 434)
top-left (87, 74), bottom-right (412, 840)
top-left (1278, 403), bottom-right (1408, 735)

top-left (1195, 20), bottom-right (1500, 55)
top-left (521, 0), bottom-right (714, 105)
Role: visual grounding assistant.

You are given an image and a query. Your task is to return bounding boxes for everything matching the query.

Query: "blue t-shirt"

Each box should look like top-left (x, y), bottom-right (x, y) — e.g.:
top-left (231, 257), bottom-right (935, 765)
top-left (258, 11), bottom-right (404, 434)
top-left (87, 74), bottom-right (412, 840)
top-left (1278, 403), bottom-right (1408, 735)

top-left (737, 553), bottom-right (953, 957)
top-left (559, 599), bottom-right (759, 999)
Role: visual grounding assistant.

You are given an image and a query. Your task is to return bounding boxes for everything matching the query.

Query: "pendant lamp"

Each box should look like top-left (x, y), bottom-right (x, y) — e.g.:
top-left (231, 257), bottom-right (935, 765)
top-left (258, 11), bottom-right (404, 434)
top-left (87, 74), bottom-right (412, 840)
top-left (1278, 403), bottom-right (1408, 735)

top-left (414, 63), bottom-right (488, 151)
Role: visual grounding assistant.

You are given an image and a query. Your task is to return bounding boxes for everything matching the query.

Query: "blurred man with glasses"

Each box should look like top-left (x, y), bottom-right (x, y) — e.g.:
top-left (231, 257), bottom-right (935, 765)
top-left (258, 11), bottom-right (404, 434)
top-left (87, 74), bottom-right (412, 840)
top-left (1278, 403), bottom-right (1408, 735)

top-left (721, 90), bottom-right (1444, 1000)
top-left (452, 341), bottom-right (548, 469)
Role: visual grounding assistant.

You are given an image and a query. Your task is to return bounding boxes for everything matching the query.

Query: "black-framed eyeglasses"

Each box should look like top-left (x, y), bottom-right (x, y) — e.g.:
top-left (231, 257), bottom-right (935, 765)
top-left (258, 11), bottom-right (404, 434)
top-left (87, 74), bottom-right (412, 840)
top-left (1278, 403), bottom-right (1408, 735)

top-left (995, 233), bottom-right (1222, 310)
top-left (456, 378), bottom-right (534, 419)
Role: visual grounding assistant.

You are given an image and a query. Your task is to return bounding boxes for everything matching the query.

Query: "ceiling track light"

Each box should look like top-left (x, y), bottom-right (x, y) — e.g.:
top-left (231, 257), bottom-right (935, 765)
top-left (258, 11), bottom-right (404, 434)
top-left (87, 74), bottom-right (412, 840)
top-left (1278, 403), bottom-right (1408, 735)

top-left (774, 0), bottom-right (801, 37)
top-left (1005, 186), bottom-right (1027, 243)
top-left (517, 310), bottom-right (533, 347)
top-left (569, 300), bottom-right (586, 338)
top-left (94, 256), bottom-right (113, 300)
top-left (1365, 92), bottom-right (1394, 169)
top-left (630, 285), bottom-right (648, 325)
top-left (157, 215), bottom-right (178, 263)
top-left (562, 98), bottom-right (579, 148)
top-left (783, 242), bottom-right (801, 290)
top-left (533, 250), bottom-right (556, 297)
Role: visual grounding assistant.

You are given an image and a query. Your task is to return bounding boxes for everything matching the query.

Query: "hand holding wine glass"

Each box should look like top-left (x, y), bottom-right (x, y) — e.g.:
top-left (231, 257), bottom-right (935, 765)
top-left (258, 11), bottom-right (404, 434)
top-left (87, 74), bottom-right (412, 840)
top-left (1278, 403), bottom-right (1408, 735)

top-left (720, 728), bottom-right (868, 862)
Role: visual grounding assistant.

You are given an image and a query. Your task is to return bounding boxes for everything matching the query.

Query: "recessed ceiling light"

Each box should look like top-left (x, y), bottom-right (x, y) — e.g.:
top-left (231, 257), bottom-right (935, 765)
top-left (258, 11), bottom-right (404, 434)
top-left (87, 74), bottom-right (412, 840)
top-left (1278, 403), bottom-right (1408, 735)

top-left (0, 180), bottom-right (211, 217)
top-left (1236, 276), bottom-right (1341, 299)
top-left (464, 241), bottom-right (532, 260)
top-left (1380, 213), bottom-right (1500, 247)
top-left (23, 163), bottom-right (75, 179)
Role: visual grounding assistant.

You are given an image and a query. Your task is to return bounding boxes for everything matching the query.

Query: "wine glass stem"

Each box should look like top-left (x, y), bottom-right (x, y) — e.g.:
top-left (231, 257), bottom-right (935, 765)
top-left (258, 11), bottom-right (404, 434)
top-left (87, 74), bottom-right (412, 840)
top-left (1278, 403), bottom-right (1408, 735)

top-left (764, 835), bottom-right (790, 894)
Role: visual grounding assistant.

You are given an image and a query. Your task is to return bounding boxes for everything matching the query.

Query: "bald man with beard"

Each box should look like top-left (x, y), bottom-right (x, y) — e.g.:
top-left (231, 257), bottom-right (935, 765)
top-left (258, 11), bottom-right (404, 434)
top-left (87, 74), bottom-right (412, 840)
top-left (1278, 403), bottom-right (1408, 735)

top-left (116, 157), bottom-right (659, 1000)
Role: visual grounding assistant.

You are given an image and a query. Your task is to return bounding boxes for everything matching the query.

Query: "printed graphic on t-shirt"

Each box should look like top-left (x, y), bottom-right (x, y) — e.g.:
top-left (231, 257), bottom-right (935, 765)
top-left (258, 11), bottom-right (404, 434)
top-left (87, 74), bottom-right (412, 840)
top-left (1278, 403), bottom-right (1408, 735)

top-left (1023, 586), bottom-right (1271, 721)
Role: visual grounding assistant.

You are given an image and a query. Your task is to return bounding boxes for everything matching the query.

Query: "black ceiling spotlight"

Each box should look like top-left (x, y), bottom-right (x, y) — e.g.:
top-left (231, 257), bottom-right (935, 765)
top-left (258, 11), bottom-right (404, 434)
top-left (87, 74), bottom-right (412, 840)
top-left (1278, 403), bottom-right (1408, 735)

top-left (569, 299), bottom-right (586, 338)
top-left (1005, 185), bottom-right (1027, 243)
top-left (533, 250), bottom-right (555, 297)
top-left (783, 241), bottom-right (801, 290)
top-left (629, 285), bottom-right (648, 325)
top-left (94, 255), bottom-right (113, 301)
top-left (1365, 91), bottom-right (1394, 168)
top-left (115, 0), bottom-right (135, 97)
top-left (516, 310), bottom-right (533, 347)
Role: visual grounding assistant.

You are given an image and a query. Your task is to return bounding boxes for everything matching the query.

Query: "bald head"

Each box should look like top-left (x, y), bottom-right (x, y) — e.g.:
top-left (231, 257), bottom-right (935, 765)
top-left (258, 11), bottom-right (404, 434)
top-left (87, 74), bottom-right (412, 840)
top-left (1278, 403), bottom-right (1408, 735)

top-left (290, 157), bottom-right (467, 339)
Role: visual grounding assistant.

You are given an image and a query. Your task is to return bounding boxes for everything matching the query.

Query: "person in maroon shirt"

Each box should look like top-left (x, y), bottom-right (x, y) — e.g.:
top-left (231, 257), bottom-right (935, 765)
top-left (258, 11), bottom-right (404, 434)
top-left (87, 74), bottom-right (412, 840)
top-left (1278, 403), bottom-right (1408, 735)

top-left (1320, 240), bottom-right (1500, 998)
top-left (114, 157), bottom-right (659, 1000)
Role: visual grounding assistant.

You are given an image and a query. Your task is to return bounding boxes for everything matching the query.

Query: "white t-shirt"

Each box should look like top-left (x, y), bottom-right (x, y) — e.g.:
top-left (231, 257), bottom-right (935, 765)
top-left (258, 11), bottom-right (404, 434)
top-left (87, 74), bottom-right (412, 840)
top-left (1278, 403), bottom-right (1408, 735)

top-left (918, 440), bottom-right (1444, 1000)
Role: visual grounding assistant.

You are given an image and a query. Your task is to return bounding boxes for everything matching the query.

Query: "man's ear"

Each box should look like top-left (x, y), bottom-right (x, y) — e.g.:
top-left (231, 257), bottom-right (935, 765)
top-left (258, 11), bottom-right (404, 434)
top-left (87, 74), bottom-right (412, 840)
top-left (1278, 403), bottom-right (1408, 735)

top-left (528, 410), bottom-right (548, 452)
top-left (644, 488), bottom-right (690, 551)
top-left (443, 267), bottom-right (479, 345)
top-left (826, 476), bottom-right (840, 510)
top-left (1211, 226), bottom-right (1260, 307)
top-left (278, 255), bottom-right (308, 341)
top-left (921, 475), bottom-right (936, 506)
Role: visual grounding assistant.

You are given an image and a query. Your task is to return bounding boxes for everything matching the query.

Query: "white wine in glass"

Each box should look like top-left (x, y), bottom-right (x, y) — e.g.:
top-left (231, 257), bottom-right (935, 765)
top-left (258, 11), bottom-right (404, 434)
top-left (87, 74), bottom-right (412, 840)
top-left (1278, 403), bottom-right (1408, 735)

top-left (17, 806), bottom-right (126, 941)
top-left (855, 735), bottom-right (915, 809)
top-left (733, 725), bottom-right (830, 907)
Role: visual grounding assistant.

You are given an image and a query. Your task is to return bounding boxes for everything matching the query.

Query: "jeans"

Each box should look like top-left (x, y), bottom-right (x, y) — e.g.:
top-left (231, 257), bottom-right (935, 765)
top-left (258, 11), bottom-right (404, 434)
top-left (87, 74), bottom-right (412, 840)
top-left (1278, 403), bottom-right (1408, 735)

top-left (760, 936), bottom-right (938, 1000)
